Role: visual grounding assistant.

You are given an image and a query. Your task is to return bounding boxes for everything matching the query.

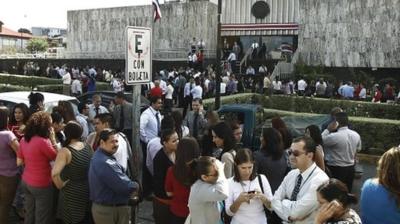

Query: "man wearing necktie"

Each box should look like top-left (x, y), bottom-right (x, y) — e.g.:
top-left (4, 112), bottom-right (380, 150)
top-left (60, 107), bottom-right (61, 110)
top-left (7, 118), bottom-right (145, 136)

top-left (184, 98), bottom-right (207, 142)
top-left (140, 95), bottom-right (163, 198)
top-left (88, 94), bottom-right (109, 132)
top-left (264, 136), bottom-right (329, 224)
top-left (113, 92), bottom-right (133, 145)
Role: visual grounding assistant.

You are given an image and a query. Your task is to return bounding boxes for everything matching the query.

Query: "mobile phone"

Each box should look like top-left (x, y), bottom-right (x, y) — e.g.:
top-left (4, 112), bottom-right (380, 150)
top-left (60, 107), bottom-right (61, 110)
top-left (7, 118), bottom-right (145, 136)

top-left (247, 190), bottom-right (256, 194)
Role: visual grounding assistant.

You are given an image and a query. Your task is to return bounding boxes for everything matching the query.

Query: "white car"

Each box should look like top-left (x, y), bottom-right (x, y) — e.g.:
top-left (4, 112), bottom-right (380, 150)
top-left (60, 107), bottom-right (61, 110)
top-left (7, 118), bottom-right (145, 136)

top-left (0, 91), bottom-right (79, 113)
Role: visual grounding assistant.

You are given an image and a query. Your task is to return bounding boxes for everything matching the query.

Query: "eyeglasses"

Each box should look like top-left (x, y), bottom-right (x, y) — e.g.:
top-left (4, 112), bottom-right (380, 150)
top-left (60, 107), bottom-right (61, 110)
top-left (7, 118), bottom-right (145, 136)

top-left (288, 149), bottom-right (307, 157)
top-left (206, 173), bottom-right (218, 177)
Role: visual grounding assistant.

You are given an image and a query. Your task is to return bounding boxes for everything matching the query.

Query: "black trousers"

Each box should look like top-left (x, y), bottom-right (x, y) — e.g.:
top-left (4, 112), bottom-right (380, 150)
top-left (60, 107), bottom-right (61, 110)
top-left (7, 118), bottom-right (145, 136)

top-left (326, 165), bottom-right (355, 192)
top-left (141, 141), bottom-right (153, 197)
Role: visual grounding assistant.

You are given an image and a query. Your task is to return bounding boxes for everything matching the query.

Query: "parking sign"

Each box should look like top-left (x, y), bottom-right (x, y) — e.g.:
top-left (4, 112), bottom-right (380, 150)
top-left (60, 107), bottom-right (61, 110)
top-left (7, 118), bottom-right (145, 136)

top-left (125, 26), bottom-right (152, 85)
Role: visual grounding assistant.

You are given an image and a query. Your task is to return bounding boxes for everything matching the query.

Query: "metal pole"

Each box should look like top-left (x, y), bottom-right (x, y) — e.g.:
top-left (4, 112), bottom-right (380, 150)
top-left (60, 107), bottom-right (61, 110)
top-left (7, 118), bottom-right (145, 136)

top-left (215, 0), bottom-right (222, 109)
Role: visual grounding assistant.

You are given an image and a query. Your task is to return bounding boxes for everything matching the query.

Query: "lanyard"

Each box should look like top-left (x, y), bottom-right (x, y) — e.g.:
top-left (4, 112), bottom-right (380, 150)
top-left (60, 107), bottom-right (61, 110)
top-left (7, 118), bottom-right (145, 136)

top-left (297, 166), bottom-right (317, 193)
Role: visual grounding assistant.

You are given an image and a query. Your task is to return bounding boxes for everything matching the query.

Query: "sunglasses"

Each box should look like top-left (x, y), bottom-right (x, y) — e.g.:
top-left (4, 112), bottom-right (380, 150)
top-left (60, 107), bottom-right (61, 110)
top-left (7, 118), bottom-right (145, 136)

top-left (288, 149), bottom-right (307, 157)
top-left (206, 173), bottom-right (218, 177)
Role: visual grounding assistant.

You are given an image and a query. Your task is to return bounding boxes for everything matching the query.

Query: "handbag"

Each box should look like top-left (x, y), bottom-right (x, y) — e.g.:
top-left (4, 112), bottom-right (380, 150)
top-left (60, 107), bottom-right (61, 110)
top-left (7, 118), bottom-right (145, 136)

top-left (257, 175), bottom-right (282, 224)
top-left (184, 214), bottom-right (191, 224)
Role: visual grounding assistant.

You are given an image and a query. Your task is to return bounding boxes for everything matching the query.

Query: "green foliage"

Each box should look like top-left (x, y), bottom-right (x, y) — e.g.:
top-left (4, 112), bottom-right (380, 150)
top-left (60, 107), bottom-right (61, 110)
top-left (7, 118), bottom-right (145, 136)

top-left (0, 73), bottom-right (61, 87)
top-left (0, 73), bottom-right (111, 93)
top-left (262, 108), bottom-right (400, 155)
top-left (26, 38), bottom-right (48, 53)
top-left (263, 95), bottom-right (400, 120)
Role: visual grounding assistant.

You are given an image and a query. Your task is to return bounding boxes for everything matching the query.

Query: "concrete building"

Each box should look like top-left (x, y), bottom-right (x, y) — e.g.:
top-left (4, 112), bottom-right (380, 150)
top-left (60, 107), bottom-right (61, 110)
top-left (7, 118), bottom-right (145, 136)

top-left (66, 1), bottom-right (217, 60)
top-left (66, 0), bottom-right (400, 69)
top-left (0, 22), bottom-right (32, 54)
top-left (31, 27), bottom-right (67, 38)
top-left (296, 0), bottom-right (400, 68)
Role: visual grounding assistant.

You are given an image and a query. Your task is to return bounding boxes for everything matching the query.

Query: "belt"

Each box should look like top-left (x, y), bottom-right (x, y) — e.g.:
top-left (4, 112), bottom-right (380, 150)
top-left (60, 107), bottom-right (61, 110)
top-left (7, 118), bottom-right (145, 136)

top-left (94, 202), bottom-right (129, 207)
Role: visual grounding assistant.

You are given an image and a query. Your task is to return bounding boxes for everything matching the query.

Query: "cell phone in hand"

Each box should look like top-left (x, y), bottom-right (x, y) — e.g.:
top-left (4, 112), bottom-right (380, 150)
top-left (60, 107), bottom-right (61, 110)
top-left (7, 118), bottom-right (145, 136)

top-left (247, 190), bottom-right (256, 194)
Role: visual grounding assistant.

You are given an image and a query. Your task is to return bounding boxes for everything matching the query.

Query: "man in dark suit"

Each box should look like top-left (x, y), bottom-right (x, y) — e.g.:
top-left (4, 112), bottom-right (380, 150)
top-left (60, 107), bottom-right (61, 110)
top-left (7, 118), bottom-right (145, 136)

top-left (113, 92), bottom-right (133, 145)
top-left (184, 98), bottom-right (207, 142)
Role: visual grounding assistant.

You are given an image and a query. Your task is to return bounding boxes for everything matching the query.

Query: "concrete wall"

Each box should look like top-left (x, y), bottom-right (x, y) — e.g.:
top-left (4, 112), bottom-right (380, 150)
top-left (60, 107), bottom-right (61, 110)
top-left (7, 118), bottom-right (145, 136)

top-left (66, 1), bottom-right (217, 60)
top-left (297, 0), bottom-right (400, 68)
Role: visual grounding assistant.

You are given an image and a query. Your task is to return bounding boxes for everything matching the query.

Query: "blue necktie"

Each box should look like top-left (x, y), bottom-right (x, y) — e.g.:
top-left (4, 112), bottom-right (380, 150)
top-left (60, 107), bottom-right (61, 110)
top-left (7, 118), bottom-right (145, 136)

top-left (290, 174), bottom-right (302, 201)
top-left (156, 112), bottom-right (161, 136)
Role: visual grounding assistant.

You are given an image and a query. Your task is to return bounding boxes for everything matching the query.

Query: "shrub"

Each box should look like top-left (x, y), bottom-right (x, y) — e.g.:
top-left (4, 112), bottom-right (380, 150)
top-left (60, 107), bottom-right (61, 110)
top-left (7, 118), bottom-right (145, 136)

top-left (262, 108), bottom-right (400, 155)
top-left (0, 73), bottom-right (61, 87)
top-left (263, 95), bottom-right (400, 120)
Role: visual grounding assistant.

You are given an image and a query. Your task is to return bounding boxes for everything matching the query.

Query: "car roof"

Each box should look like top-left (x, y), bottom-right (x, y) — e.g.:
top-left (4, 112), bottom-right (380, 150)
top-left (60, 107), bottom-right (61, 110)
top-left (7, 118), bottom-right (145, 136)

top-left (0, 91), bottom-right (77, 105)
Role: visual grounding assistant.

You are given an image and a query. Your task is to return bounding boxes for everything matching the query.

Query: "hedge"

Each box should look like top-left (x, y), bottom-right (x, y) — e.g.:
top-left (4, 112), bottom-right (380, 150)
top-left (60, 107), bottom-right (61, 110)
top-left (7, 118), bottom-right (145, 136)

top-left (0, 73), bottom-right (112, 93)
top-left (263, 95), bottom-right (400, 120)
top-left (262, 108), bottom-right (400, 155)
top-left (0, 73), bottom-right (61, 86)
top-left (205, 93), bottom-right (399, 155)
top-left (203, 93), bottom-right (263, 110)
top-left (0, 83), bottom-right (111, 94)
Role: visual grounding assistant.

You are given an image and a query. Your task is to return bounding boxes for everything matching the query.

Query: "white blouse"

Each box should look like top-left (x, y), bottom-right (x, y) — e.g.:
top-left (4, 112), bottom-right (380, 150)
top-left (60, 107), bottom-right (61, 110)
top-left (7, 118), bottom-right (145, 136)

top-left (225, 175), bottom-right (273, 224)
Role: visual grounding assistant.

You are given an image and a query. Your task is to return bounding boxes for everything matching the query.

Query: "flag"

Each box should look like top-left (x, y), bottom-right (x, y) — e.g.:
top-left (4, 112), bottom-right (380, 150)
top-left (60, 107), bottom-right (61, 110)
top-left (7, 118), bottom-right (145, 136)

top-left (152, 0), bottom-right (162, 22)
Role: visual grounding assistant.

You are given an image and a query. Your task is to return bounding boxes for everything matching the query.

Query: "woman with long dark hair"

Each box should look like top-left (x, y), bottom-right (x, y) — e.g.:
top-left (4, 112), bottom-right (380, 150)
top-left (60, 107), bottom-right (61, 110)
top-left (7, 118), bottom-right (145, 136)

top-left (254, 128), bottom-right (288, 194)
top-left (315, 179), bottom-right (361, 224)
top-left (212, 122), bottom-right (237, 178)
top-left (225, 148), bottom-right (273, 224)
top-left (165, 137), bottom-right (200, 224)
top-left (8, 103), bottom-right (29, 218)
top-left (171, 111), bottom-right (189, 140)
top-left (0, 107), bottom-right (20, 223)
top-left (52, 121), bottom-right (93, 224)
top-left (28, 92), bottom-right (44, 115)
top-left (56, 101), bottom-right (77, 123)
top-left (153, 129), bottom-right (179, 224)
top-left (271, 116), bottom-right (292, 150)
top-left (201, 111), bottom-right (220, 157)
top-left (8, 103), bottom-right (30, 141)
top-left (305, 125), bottom-right (325, 171)
top-left (17, 111), bottom-right (58, 224)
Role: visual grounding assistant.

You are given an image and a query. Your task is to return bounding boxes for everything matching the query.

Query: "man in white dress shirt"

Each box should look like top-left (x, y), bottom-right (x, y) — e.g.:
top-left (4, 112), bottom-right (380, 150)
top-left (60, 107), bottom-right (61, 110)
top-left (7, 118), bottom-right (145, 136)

top-left (88, 94), bottom-right (109, 132)
top-left (140, 95), bottom-right (163, 198)
top-left (190, 78), bottom-right (203, 99)
top-left (297, 78), bottom-right (307, 96)
top-left (266, 136), bottom-right (329, 223)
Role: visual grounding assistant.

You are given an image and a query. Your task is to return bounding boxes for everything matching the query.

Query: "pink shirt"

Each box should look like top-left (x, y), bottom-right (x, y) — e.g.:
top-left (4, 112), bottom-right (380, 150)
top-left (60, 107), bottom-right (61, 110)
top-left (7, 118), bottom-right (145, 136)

top-left (18, 136), bottom-right (57, 187)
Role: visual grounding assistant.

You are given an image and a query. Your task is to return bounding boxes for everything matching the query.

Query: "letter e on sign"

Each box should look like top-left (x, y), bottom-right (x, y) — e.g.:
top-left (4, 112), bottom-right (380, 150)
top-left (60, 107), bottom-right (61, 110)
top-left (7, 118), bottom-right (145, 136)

top-left (125, 26), bottom-right (152, 85)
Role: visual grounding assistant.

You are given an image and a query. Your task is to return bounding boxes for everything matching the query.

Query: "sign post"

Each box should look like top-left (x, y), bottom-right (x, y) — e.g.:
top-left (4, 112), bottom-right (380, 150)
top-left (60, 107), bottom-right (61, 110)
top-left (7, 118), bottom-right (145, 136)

top-left (125, 26), bottom-right (152, 224)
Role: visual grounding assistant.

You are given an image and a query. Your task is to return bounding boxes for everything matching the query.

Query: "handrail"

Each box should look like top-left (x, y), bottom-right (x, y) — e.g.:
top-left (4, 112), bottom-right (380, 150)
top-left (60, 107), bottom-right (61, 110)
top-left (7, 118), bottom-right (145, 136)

top-left (239, 47), bottom-right (254, 74)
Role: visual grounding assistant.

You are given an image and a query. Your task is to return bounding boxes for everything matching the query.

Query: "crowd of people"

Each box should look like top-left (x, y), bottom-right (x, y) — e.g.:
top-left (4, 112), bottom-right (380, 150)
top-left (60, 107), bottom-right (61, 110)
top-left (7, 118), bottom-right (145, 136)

top-left (261, 76), bottom-right (399, 103)
top-left (0, 88), bottom-right (400, 224)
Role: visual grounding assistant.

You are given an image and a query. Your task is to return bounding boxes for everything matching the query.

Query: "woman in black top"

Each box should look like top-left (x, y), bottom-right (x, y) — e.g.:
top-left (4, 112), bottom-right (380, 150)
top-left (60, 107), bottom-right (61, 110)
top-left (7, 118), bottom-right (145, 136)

top-left (153, 129), bottom-right (179, 224)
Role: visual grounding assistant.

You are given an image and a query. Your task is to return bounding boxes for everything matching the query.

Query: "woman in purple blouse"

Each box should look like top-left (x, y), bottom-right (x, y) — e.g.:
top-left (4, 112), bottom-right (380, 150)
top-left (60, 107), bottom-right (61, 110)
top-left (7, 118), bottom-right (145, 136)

top-left (0, 106), bottom-right (20, 223)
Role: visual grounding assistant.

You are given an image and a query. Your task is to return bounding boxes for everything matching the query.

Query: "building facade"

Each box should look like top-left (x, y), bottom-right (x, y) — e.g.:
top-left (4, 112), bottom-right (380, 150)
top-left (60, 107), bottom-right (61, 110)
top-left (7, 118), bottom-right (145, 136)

top-left (31, 27), bottom-right (67, 38)
top-left (0, 22), bottom-right (32, 54)
top-left (66, 1), bottom-right (217, 60)
top-left (296, 0), bottom-right (400, 68)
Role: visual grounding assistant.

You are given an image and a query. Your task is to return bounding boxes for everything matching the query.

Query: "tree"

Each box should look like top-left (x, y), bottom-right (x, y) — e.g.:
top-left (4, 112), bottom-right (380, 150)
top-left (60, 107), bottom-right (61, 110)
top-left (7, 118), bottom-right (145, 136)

top-left (17, 28), bottom-right (32, 34)
top-left (26, 38), bottom-right (48, 53)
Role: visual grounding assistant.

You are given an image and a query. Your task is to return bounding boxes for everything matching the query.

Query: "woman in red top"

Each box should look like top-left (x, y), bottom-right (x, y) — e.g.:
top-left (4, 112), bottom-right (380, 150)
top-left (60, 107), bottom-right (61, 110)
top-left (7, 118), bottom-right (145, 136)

top-left (165, 137), bottom-right (200, 224)
top-left (8, 103), bottom-right (30, 141)
top-left (17, 111), bottom-right (58, 224)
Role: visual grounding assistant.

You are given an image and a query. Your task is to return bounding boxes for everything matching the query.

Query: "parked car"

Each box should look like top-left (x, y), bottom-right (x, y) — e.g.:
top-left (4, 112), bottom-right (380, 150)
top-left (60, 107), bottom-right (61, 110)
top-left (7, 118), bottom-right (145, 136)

top-left (0, 91), bottom-right (79, 113)
top-left (218, 104), bottom-right (264, 150)
top-left (78, 91), bottom-right (150, 113)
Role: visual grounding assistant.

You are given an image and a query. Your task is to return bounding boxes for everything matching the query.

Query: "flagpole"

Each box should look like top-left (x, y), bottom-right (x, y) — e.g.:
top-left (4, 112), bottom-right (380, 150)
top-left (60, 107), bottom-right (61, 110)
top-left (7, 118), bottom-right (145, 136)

top-left (215, 0), bottom-right (222, 109)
